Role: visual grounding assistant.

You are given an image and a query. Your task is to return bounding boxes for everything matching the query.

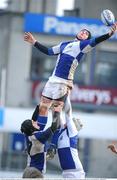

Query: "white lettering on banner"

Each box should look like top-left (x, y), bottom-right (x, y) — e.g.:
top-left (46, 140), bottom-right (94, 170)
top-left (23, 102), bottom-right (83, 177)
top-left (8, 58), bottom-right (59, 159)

top-left (44, 17), bottom-right (78, 34)
top-left (43, 16), bottom-right (117, 38)
top-left (71, 85), bottom-right (111, 105)
top-left (44, 17), bottom-right (57, 32)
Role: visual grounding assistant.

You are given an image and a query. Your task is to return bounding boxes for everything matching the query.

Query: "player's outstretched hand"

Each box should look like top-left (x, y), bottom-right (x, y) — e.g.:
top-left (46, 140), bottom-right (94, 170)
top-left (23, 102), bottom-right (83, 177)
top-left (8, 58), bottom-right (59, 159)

top-left (109, 22), bottom-right (117, 35)
top-left (108, 144), bottom-right (117, 154)
top-left (24, 32), bottom-right (37, 45)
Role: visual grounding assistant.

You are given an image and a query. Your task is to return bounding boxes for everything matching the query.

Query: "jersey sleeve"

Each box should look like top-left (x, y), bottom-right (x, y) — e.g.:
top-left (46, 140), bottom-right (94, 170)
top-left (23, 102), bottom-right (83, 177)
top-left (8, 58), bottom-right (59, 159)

top-left (34, 42), bottom-right (61, 55)
top-left (80, 33), bottom-right (111, 53)
top-left (49, 43), bottom-right (62, 55)
top-left (80, 38), bottom-right (96, 53)
top-left (34, 128), bottom-right (52, 144)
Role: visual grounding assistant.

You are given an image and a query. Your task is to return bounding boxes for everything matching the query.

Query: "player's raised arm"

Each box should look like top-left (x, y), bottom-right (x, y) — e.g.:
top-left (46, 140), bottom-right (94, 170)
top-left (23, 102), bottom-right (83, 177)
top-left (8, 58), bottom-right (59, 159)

top-left (24, 32), bottom-right (60, 55)
top-left (81, 22), bottom-right (117, 52)
top-left (24, 32), bottom-right (50, 55)
top-left (94, 22), bottom-right (117, 45)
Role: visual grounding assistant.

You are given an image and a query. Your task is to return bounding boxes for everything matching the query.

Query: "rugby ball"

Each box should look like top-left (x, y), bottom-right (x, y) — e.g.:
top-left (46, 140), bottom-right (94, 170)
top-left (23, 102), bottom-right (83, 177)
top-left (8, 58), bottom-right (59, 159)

top-left (101, 9), bottom-right (115, 26)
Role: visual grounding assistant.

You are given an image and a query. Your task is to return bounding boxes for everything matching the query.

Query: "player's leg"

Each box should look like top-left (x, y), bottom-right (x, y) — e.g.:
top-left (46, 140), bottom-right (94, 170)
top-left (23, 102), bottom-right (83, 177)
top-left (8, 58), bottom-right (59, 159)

top-left (31, 89), bottom-right (53, 130)
top-left (35, 96), bottom-right (52, 130)
top-left (49, 82), bottom-right (70, 128)
top-left (32, 81), bottom-right (56, 130)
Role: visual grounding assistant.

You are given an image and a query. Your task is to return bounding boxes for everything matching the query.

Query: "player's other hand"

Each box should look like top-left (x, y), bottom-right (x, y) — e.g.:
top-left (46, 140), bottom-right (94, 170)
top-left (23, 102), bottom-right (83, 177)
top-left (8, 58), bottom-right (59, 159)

top-left (109, 22), bottom-right (117, 35)
top-left (46, 144), bottom-right (56, 160)
top-left (108, 144), bottom-right (117, 154)
top-left (24, 32), bottom-right (36, 45)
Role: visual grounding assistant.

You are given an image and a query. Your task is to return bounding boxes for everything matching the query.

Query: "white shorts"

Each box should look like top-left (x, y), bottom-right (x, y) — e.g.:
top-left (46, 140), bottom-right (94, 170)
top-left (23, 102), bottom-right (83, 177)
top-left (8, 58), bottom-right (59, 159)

top-left (62, 169), bottom-right (85, 178)
top-left (42, 81), bottom-right (69, 100)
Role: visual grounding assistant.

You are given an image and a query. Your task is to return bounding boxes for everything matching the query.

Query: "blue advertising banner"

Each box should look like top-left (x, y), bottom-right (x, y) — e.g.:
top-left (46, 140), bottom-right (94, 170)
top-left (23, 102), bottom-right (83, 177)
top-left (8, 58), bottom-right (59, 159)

top-left (11, 133), bottom-right (25, 151)
top-left (24, 13), bottom-right (117, 39)
top-left (0, 108), bottom-right (4, 126)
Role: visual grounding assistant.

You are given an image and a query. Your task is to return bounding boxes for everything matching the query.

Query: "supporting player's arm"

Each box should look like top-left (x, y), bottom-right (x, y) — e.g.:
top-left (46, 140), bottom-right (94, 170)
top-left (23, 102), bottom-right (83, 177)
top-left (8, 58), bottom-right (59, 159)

top-left (32, 121), bottom-right (58, 143)
top-left (46, 130), bottom-right (59, 160)
top-left (32, 105), bottom-right (39, 121)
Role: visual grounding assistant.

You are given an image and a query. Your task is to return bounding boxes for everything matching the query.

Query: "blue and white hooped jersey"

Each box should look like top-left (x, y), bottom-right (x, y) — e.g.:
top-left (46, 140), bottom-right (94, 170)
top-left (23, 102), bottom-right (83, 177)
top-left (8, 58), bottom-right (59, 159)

top-left (48, 38), bottom-right (96, 85)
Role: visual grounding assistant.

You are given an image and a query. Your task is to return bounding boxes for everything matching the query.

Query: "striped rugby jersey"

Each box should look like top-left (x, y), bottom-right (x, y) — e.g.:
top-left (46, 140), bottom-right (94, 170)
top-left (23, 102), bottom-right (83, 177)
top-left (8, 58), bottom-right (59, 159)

top-left (34, 32), bottom-right (111, 86)
top-left (48, 38), bottom-right (96, 84)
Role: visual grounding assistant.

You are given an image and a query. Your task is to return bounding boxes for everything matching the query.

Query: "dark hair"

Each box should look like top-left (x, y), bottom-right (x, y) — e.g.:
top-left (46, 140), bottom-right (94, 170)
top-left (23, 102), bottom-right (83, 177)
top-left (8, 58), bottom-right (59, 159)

top-left (22, 167), bottom-right (43, 178)
top-left (21, 119), bottom-right (38, 136)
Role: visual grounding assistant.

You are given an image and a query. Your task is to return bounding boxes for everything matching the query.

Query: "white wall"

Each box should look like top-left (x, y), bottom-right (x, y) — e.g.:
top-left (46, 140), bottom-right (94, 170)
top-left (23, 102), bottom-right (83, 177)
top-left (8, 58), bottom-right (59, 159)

top-left (6, 16), bottom-right (32, 107)
top-left (73, 111), bottom-right (117, 140)
top-left (75, 0), bottom-right (117, 18)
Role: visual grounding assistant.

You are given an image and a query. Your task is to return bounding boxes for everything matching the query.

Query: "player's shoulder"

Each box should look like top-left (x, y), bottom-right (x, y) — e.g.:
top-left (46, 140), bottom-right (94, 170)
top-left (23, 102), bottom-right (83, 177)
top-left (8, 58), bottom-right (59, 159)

top-left (61, 40), bottom-right (75, 45)
top-left (80, 37), bottom-right (95, 44)
top-left (80, 37), bottom-right (96, 49)
top-left (29, 132), bottom-right (39, 141)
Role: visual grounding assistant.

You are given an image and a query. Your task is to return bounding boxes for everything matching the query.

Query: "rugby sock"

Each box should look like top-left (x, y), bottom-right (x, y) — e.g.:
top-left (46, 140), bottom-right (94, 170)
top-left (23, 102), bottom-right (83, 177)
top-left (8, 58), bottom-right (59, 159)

top-left (37, 115), bottom-right (47, 131)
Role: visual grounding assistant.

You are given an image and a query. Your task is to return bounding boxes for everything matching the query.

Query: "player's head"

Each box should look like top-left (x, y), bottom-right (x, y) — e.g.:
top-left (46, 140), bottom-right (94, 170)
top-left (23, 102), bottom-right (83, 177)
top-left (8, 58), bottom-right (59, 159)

top-left (20, 119), bottom-right (40, 136)
top-left (22, 167), bottom-right (43, 178)
top-left (76, 29), bottom-right (91, 40)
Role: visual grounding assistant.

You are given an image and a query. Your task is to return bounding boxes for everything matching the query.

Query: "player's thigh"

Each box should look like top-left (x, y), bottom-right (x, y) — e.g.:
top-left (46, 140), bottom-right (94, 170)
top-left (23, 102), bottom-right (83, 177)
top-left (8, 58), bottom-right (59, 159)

top-left (42, 82), bottom-right (69, 99)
